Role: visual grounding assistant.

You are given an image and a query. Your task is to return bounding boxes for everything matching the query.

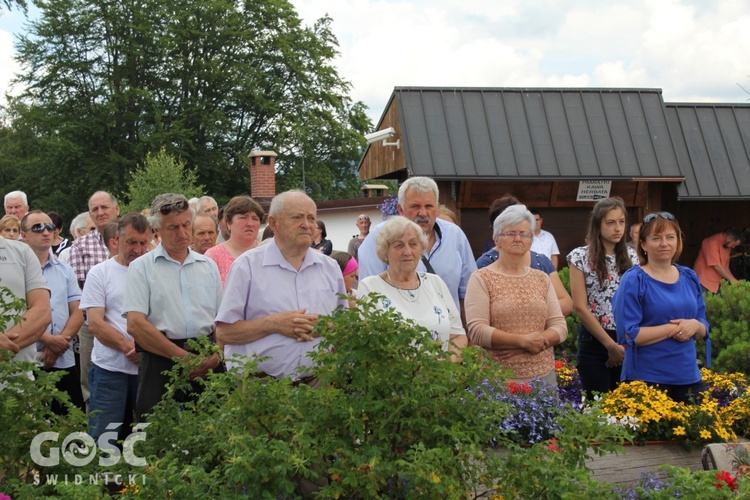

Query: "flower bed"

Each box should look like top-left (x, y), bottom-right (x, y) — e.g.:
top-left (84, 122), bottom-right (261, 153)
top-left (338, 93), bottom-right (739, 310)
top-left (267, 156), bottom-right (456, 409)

top-left (597, 369), bottom-right (747, 446)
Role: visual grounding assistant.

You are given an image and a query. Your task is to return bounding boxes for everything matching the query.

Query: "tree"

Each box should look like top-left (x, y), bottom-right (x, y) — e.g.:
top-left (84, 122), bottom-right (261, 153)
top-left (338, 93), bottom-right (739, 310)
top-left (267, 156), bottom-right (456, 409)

top-left (121, 149), bottom-right (204, 213)
top-left (2, 0), bottom-right (371, 223)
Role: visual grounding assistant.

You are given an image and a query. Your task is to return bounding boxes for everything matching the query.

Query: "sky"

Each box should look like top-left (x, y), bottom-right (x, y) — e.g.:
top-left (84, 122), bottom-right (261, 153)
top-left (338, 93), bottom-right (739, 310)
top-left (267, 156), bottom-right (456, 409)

top-left (1, 0), bottom-right (749, 126)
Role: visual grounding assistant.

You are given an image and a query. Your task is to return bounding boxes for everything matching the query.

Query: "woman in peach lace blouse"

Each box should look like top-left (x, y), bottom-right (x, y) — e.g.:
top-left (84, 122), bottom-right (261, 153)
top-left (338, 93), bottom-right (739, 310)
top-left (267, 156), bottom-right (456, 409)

top-left (465, 205), bottom-right (567, 386)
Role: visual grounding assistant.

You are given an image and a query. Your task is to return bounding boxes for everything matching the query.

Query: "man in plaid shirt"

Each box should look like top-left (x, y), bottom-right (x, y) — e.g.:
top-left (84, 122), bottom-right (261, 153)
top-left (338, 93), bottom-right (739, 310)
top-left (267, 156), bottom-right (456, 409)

top-left (68, 191), bottom-right (120, 408)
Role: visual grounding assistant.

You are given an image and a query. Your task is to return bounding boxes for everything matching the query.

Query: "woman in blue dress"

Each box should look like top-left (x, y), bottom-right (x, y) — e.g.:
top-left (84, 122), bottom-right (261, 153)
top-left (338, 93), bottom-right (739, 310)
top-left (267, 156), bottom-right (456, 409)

top-left (613, 212), bottom-right (709, 404)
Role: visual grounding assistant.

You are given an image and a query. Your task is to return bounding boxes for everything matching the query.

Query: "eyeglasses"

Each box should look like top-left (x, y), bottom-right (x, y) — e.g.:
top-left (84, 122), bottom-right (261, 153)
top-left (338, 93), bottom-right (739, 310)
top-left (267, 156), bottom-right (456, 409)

top-left (158, 200), bottom-right (189, 215)
top-left (642, 212), bottom-right (675, 224)
top-left (29, 222), bottom-right (56, 233)
top-left (500, 231), bottom-right (533, 240)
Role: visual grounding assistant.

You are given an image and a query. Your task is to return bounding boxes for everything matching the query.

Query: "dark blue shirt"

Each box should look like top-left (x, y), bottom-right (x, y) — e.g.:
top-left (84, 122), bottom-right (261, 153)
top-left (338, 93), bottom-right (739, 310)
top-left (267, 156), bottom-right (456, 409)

top-left (475, 249), bottom-right (556, 275)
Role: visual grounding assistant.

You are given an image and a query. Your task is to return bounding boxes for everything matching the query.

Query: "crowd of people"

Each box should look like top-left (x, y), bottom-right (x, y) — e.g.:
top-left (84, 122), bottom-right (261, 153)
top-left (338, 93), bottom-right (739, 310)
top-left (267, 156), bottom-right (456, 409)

top-left (0, 180), bottom-right (744, 443)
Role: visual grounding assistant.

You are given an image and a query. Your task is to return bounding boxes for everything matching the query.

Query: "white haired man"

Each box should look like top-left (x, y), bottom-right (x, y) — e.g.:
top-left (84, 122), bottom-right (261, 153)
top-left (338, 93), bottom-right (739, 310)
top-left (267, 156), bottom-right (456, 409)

top-left (4, 190), bottom-right (29, 219)
top-left (215, 190), bottom-right (347, 382)
top-left (358, 177), bottom-right (476, 314)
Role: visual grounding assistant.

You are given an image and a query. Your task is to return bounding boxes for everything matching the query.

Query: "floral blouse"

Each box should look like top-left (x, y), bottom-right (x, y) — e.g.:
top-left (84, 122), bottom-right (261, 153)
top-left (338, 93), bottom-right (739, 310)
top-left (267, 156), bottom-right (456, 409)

top-left (566, 245), bottom-right (639, 330)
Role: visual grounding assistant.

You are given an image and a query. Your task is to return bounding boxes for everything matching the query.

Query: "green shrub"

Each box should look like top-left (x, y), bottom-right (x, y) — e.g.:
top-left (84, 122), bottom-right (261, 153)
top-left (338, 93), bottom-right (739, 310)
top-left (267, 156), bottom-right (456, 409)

top-left (702, 280), bottom-right (750, 375)
top-left (556, 266), bottom-right (580, 358)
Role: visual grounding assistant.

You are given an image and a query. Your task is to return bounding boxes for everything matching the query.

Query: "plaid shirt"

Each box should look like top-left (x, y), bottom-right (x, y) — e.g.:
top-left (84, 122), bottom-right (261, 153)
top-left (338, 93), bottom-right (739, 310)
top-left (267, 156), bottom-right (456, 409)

top-left (69, 229), bottom-right (109, 286)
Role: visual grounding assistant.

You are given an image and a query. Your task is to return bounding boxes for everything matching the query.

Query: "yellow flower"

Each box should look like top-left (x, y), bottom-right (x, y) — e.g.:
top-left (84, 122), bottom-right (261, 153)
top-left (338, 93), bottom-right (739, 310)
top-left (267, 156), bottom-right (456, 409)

top-left (673, 426), bottom-right (686, 436)
top-left (700, 429), bottom-right (712, 440)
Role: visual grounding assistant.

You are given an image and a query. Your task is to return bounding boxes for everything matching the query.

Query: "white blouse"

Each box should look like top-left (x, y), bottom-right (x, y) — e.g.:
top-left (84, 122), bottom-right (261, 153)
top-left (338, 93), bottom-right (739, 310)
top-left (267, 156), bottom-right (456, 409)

top-left (357, 272), bottom-right (466, 350)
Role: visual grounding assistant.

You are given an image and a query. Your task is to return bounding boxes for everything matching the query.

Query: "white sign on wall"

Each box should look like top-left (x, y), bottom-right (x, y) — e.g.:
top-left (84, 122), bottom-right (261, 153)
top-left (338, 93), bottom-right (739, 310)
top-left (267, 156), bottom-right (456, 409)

top-left (576, 180), bottom-right (612, 201)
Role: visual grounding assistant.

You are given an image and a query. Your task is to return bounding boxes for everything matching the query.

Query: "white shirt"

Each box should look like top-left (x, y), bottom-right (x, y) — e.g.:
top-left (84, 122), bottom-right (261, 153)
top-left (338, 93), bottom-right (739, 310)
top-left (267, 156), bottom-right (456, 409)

top-left (357, 272), bottom-right (465, 350)
top-left (530, 229), bottom-right (560, 260)
top-left (79, 258), bottom-right (137, 375)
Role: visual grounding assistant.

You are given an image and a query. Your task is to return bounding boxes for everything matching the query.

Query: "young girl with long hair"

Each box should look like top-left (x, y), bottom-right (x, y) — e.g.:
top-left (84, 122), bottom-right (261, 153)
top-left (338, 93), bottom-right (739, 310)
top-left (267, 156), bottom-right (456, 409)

top-left (567, 197), bottom-right (638, 399)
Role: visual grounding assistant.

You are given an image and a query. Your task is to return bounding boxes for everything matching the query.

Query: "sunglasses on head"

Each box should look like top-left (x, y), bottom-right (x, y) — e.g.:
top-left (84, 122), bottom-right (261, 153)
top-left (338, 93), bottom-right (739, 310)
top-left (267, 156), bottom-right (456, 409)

top-left (642, 211), bottom-right (675, 224)
top-left (29, 222), bottom-right (56, 233)
top-left (158, 200), bottom-right (189, 215)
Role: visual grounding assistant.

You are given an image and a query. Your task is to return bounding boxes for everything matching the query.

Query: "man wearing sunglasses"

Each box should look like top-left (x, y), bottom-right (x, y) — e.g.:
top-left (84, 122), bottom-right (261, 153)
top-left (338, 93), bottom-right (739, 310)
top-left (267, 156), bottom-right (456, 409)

top-left (125, 193), bottom-right (223, 421)
top-left (20, 210), bottom-right (84, 413)
top-left (694, 228), bottom-right (743, 294)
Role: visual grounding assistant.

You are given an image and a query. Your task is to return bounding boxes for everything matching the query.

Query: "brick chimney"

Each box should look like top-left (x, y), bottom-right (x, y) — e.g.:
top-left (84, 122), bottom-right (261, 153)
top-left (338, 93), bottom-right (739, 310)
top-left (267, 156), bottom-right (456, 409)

top-left (248, 150), bottom-right (277, 201)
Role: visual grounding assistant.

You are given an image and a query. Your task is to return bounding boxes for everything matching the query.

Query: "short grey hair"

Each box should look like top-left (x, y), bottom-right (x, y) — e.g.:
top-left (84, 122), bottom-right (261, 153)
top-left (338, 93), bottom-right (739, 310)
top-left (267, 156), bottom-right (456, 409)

top-left (188, 197), bottom-right (200, 212)
top-left (269, 189), bottom-right (312, 218)
top-left (493, 204), bottom-right (536, 239)
top-left (397, 177), bottom-right (439, 207)
top-left (149, 193), bottom-right (194, 229)
top-left (4, 190), bottom-right (28, 206)
top-left (88, 191), bottom-right (118, 208)
top-left (69, 212), bottom-right (90, 236)
top-left (375, 216), bottom-right (428, 263)
top-left (199, 195), bottom-right (217, 206)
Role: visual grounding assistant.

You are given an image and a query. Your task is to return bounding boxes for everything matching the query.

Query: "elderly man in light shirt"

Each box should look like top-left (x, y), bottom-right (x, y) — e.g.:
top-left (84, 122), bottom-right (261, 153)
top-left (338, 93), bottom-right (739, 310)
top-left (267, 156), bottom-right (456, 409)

top-left (125, 194), bottom-right (223, 420)
top-left (358, 177), bottom-right (476, 315)
top-left (215, 190), bottom-right (347, 382)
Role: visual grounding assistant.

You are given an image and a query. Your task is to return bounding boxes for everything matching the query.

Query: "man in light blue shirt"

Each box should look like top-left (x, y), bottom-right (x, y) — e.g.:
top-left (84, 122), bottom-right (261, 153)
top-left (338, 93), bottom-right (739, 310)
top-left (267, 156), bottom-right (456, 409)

top-left (21, 210), bottom-right (84, 413)
top-left (125, 193), bottom-right (223, 421)
top-left (358, 177), bottom-right (476, 314)
top-left (215, 190), bottom-right (347, 381)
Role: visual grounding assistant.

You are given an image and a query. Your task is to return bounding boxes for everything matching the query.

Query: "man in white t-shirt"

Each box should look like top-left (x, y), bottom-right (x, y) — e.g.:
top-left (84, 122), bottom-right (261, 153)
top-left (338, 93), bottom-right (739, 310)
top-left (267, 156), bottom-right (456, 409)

top-left (79, 213), bottom-right (151, 440)
top-left (530, 209), bottom-right (560, 268)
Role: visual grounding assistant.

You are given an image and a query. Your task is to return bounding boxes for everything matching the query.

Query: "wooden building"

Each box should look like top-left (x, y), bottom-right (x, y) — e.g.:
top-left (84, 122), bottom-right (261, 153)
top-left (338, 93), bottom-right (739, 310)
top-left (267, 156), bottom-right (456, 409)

top-left (358, 87), bottom-right (750, 268)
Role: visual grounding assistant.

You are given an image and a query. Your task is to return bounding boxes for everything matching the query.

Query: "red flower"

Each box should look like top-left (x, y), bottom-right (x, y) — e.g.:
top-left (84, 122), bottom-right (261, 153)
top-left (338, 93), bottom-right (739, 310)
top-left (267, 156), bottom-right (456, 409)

top-left (547, 438), bottom-right (561, 453)
top-left (555, 360), bottom-right (564, 370)
top-left (714, 470), bottom-right (737, 491)
top-left (508, 382), bottom-right (532, 394)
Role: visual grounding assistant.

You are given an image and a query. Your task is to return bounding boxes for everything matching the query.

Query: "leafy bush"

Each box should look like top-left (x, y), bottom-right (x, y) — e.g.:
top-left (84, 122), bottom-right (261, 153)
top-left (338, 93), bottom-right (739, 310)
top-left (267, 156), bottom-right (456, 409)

top-left (703, 281), bottom-right (750, 375)
top-left (121, 148), bottom-right (205, 213)
top-left (556, 266), bottom-right (580, 355)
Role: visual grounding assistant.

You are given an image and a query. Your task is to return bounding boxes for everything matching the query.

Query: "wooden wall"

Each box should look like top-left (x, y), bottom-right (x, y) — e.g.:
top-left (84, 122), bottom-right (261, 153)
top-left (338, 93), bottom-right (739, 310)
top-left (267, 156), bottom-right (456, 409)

top-left (358, 99), bottom-right (407, 182)
top-left (661, 184), bottom-right (750, 267)
top-left (457, 180), bottom-right (673, 268)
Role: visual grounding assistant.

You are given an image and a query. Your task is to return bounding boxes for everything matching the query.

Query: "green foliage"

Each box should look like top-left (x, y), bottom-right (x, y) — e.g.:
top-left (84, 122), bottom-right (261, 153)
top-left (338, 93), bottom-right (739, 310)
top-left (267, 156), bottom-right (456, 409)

top-left (702, 280), bottom-right (750, 375)
top-left (0, 284), bottom-right (27, 333)
top-left (0, 352), bottom-right (92, 496)
top-left (1, 0), bottom-right (372, 223)
top-left (556, 266), bottom-right (580, 357)
top-left (121, 149), bottom-right (204, 212)
top-left (0, 291), bottom-right (744, 498)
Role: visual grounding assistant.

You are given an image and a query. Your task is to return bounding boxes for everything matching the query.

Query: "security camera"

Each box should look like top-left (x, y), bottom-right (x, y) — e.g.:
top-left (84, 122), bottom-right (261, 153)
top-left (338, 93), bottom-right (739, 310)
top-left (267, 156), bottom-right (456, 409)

top-left (364, 127), bottom-right (396, 145)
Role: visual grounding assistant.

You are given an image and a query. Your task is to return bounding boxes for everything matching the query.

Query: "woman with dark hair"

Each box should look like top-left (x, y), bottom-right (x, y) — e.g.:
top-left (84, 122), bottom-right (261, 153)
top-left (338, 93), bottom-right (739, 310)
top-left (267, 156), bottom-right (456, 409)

top-left (47, 211), bottom-right (70, 256)
top-left (567, 197), bottom-right (638, 399)
top-left (613, 212), bottom-right (709, 404)
top-left (330, 250), bottom-right (359, 295)
top-left (205, 196), bottom-right (265, 285)
top-left (311, 220), bottom-right (332, 255)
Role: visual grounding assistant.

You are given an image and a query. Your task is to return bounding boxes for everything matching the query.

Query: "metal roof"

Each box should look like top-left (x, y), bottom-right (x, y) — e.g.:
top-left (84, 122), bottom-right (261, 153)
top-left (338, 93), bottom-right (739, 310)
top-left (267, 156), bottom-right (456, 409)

top-left (666, 103), bottom-right (750, 200)
top-left (392, 87), bottom-right (684, 181)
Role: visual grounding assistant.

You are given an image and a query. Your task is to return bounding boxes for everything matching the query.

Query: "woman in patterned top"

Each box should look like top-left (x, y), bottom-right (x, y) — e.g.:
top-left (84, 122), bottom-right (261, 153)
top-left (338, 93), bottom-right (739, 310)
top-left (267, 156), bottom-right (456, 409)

top-left (357, 216), bottom-right (467, 362)
top-left (465, 205), bottom-right (567, 385)
top-left (567, 197), bottom-right (638, 399)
